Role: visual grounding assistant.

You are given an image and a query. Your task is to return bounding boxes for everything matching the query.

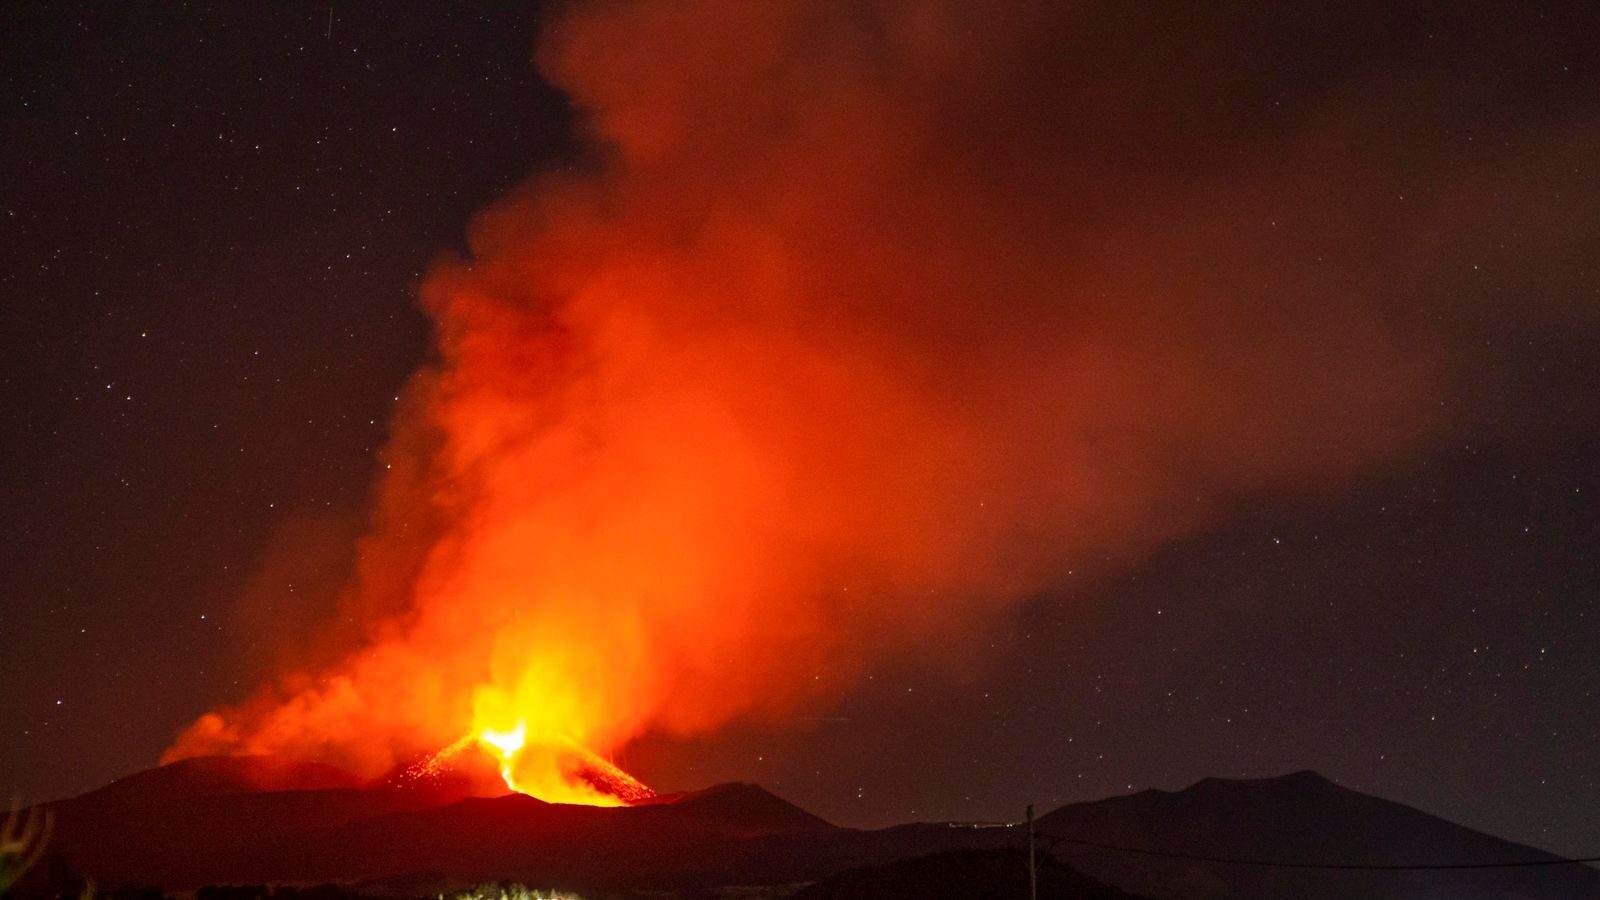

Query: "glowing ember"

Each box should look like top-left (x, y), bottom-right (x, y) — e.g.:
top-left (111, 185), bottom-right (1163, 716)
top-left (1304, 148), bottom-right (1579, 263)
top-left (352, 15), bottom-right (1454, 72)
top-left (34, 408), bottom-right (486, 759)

top-left (396, 732), bottom-right (477, 784)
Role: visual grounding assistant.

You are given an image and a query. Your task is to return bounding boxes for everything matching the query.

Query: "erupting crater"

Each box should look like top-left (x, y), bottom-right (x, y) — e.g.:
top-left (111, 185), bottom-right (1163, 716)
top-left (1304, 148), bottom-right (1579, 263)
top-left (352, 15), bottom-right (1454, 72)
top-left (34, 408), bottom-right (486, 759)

top-left (405, 727), bottom-right (654, 807)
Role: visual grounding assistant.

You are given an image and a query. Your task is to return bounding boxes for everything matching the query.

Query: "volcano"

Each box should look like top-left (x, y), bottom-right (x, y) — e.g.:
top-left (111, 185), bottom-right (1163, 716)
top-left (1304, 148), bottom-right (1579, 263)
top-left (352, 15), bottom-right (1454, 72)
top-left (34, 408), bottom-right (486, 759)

top-left (389, 734), bottom-right (653, 806)
top-left (15, 761), bottom-right (1599, 900)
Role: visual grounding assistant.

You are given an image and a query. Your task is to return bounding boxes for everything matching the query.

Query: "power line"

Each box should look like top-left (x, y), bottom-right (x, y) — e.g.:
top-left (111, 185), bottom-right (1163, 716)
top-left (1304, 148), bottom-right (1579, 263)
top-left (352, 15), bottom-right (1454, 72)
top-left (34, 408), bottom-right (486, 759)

top-left (1025, 805), bottom-right (1037, 900)
top-left (1037, 833), bottom-right (1600, 871)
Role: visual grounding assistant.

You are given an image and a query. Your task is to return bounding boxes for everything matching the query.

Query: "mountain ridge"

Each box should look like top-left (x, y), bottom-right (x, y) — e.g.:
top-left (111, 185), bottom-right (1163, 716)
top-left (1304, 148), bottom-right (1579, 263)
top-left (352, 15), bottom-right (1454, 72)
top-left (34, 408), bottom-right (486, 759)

top-left (17, 760), bottom-right (1598, 900)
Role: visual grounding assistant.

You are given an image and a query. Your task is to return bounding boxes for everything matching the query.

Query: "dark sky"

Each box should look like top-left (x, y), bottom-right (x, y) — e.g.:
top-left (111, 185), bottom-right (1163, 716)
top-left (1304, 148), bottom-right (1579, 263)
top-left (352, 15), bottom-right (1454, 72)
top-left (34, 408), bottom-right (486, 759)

top-left (3, 0), bottom-right (1599, 862)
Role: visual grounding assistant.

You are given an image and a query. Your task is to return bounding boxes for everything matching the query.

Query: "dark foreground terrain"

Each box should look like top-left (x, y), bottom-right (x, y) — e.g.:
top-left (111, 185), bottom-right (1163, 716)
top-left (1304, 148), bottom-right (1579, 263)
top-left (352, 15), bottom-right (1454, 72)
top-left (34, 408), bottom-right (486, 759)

top-left (13, 758), bottom-right (1598, 900)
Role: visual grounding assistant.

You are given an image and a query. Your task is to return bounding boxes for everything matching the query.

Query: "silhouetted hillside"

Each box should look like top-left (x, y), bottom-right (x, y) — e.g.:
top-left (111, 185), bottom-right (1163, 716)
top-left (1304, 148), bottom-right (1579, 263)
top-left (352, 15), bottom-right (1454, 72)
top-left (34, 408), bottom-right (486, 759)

top-left (1037, 770), bottom-right (1600, 900)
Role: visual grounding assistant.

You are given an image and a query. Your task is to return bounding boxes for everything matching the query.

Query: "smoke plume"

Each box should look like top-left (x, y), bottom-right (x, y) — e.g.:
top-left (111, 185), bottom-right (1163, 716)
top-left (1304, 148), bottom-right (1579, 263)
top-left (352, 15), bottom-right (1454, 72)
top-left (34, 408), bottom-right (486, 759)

top-left (167, 1), bottom-right (1599, 795)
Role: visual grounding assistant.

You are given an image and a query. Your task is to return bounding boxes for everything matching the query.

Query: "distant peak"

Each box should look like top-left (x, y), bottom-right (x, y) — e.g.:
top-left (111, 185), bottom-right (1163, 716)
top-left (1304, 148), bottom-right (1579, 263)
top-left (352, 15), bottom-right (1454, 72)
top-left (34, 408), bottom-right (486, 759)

top-left (651, 782), bottom-right (835, 834)
top-left (1189, 769), bottom-right (1340, 793)
top-left (641, 781), bottom-right (775, 804)
top-left (687, 781), bottom-right (772, 798)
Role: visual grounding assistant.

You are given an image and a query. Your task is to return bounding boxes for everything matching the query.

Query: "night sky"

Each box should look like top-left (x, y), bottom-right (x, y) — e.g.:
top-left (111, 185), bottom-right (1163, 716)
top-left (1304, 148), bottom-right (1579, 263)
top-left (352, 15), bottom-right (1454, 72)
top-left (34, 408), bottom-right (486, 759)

top-left (4, 0), bottom-right (1599, 863)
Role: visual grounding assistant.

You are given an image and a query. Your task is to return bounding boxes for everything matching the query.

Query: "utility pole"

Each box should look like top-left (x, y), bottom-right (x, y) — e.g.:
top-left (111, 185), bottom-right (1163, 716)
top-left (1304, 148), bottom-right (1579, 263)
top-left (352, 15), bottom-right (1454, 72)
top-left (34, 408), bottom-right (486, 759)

top-left (1026, 803), bottom-right (1037, 900)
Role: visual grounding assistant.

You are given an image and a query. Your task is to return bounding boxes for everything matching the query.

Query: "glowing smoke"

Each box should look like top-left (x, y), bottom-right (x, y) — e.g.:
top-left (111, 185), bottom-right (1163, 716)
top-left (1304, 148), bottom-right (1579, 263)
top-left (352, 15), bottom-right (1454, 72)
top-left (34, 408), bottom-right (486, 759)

top-left (166, 1), bottom-right (1599, 800)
